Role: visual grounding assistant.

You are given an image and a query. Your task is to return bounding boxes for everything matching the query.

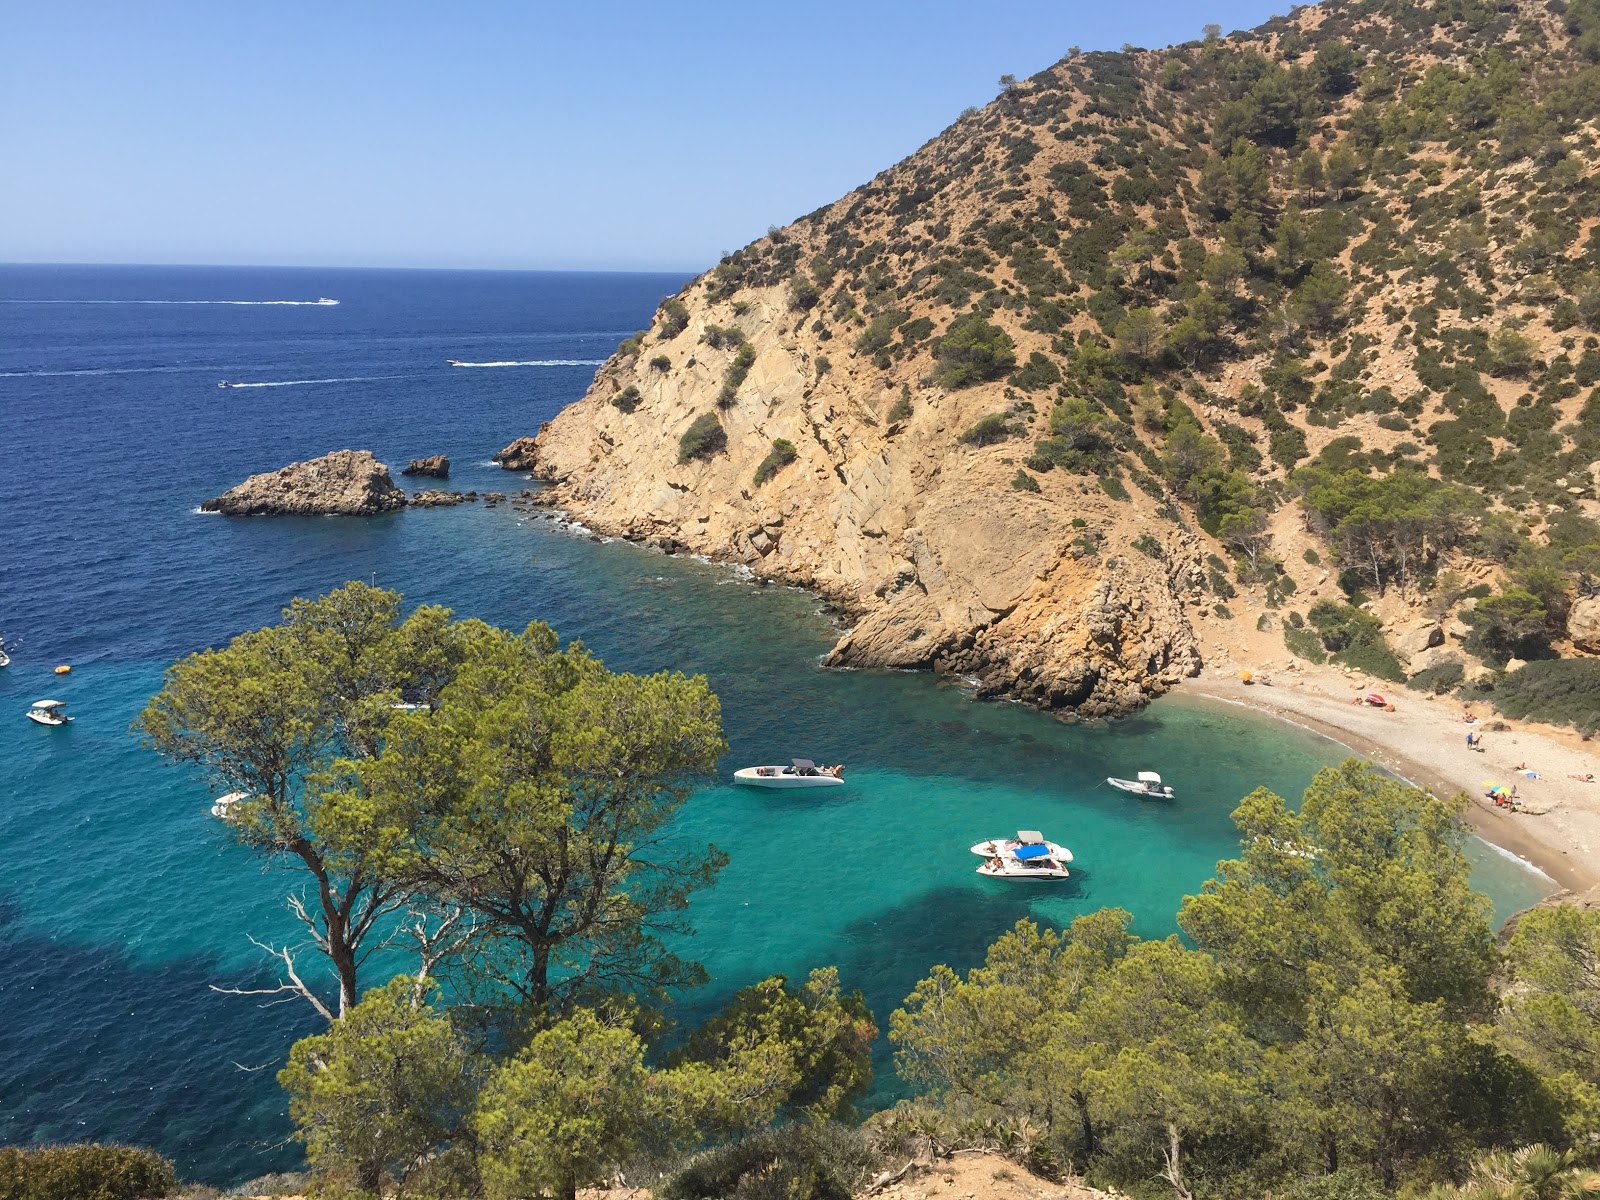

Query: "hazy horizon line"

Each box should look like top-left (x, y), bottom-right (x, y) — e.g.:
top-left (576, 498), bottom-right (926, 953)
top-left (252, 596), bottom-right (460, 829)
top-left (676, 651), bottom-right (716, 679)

top-left (0, 259), bottom-right (704, 277)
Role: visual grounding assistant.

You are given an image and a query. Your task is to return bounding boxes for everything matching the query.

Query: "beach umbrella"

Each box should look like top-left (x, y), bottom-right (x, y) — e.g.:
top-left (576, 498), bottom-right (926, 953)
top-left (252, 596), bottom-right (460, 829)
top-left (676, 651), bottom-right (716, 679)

top-left (1239, 670), bottom-right (1253, 682)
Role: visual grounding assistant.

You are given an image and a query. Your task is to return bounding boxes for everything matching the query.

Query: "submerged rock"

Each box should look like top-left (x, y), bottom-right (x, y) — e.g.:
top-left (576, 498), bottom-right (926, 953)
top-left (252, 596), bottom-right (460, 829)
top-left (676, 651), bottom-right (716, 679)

top-left (401, 455), bottom-right (450, 478)
top-left (203, 450), bottom-right (406, 517)
top-left (409, 489), bottom-right (473, 507)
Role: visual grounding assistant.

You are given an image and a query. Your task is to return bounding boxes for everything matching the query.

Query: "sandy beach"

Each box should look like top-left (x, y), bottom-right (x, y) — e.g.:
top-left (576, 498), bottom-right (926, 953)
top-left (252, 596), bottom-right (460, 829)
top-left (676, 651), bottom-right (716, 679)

top-left (1183, 663), bottom-right (1600, 893)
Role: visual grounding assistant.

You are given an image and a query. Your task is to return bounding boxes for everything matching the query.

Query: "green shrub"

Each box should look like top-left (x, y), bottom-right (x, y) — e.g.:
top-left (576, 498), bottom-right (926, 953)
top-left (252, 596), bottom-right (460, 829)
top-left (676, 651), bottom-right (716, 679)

top-left (617, 329), bottom-right (649, 358)
top-left (701, 324), bottom-right (744, 350)
top-left (660, 1124), bottom-right (878, 1200)
top-left (611, 385), bottom-right (641, 413)
top-left (678, 412), bottom-right (727, 464)
top-left (659, 297), bottom-right (690, 337)
top-left (1277, 1168), bottom-right (1389, 1200)
top-left (957, 413), bottom-right (1020, 446)
top-left (1214, 603), bottom-right (1234, 619)
top-left (1133, 533), bottom-right (1162, 557)
top-left (1098, 474), bottom-right (1131, 501)
top-left (1487, 658), bottom-right (1600, 735)
top-left (1407, 660), bottom-right (1465, 695)
top-left (1303, 547), bottom-right (1322, 565)
top-left (1007, 352), bottom-right (1062, 391)
top-left (1011, 468), bottom-right (1042, 493)
top-left (1285, 624), bottom-right (1328, 664)
top-left (1308, 601), bottom-right (1406, 681)
top-left (0, 1144), bottom-right (177, 1200)
top-left (753, 439), bottom-right (799, 486)
top-left (888, 391), bottom-right (913, 423)
top-left (649, 354), bottom-right (671, 372)
top-left (933, 313), bottom-right (1017, 388)
top-left (718, 343), bottom-right (758, 408)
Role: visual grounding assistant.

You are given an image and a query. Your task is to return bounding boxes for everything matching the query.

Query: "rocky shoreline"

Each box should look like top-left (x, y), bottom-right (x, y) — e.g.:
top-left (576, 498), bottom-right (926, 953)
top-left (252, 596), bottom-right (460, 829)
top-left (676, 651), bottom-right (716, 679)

top-left (508, 448), bottom-right (1204, 720)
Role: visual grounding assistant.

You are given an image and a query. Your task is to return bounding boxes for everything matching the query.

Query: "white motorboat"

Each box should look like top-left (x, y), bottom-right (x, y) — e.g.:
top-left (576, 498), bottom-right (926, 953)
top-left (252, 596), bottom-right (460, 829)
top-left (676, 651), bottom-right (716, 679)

top-left (218, 380), bottom-right (236, 389)
top-left (733, 758), bottom-right (845, 789)
top-left (26, 699), bottom-right (72, 727)
top-left (0, 638), bottom-right (10, 668)
top-left (211, 790), bottom-right (251, 819)
top-left (314, 297), bottom-right (338, 305)
top-left (972, 830), bottom-right (1072, 880)
top-left (1107, 770), bottom-right (1174, 798)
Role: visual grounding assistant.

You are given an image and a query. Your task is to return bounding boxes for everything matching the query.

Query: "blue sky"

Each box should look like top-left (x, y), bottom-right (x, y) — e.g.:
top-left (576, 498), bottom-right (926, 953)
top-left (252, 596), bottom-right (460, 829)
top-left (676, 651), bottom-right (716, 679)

top-left (3, 1), bottom-right (1290, 272)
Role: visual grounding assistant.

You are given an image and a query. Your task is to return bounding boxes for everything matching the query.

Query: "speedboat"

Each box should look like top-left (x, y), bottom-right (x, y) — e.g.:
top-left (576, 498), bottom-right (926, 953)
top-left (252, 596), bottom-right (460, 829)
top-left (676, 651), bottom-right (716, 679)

top-left (218, 380), bottom-right (236, 388)
top-left (1108, 771), bottom-right (1174, 798)
top-left (210, 790), bottom-right (251, 819)
top-left (733, 758), bottom-right (845, 788)
top-left (0, 638), bottom-right (10, 668)
top-left (972, 830), bottom-right (1071, 880)
top-left (314, 297), bottom-right (338, 305)
top-left (26, 699), bottom-right (72, 727)
top-left (446, 359), bottom-right (463, 366)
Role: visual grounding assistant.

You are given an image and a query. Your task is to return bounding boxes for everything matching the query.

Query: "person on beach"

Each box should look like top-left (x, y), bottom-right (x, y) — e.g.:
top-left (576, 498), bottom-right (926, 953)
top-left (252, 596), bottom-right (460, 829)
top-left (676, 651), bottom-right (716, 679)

top-left (1571, 773), bottom-right (1596, 783)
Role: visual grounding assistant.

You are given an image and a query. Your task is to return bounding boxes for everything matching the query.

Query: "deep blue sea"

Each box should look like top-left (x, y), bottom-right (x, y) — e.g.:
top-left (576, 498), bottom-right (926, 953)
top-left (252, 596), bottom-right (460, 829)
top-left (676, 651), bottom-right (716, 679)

top-left (0, 264), bottom-right (1553, 1184)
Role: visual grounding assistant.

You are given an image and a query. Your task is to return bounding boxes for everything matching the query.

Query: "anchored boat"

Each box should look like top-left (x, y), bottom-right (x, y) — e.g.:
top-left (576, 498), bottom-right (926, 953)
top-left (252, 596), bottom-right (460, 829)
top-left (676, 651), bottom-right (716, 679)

top-left (733, 758), bottom-right (845, 789)
top-left (26, 699), bottom-right (72, 727)
top-left (1107, 770), bottom-right (1174, 798)
top-left (971, 830), bottom-right (1072, 880)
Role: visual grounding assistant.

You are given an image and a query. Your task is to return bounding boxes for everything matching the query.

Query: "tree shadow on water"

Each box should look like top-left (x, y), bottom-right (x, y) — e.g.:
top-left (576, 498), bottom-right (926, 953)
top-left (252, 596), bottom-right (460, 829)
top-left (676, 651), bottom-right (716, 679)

top-left (824, 879), bottom-right (1086, 1108)
top-left (0, 896), bottom-right (316, 1186)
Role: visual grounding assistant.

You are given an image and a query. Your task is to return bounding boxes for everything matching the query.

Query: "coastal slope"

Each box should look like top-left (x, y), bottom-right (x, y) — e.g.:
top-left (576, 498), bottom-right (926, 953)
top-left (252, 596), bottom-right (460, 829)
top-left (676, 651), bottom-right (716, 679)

top-left (516, 0), bottom-right (1600, 719)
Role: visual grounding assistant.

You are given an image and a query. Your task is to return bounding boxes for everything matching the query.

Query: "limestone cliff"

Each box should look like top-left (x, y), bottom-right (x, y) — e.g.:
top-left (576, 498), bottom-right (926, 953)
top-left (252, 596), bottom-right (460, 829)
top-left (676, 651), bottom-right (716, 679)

top-left (510, 0), bottom-right (1600, 716)
top-left (524, 292), bottom-right (1204, 715)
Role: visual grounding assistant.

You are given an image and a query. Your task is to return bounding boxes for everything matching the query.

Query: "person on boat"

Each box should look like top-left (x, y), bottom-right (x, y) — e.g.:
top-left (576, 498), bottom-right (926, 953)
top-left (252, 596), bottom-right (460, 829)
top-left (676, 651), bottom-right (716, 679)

top-left (826, 764), bottom-right (844, 779)
top-left (988, 856), bottom-right (1004, 870)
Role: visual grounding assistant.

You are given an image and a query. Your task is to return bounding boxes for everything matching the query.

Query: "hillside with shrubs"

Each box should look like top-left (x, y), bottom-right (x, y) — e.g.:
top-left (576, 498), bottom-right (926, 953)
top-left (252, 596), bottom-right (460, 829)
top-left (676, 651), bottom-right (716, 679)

top-left (521, 0), bottom-right (1600, 730)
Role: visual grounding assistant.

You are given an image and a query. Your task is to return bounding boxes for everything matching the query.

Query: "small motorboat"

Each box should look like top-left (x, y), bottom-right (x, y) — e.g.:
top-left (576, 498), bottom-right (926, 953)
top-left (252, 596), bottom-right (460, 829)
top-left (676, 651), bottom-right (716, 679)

top-left (446, 358), bottom-right (463, 366)
top-left (210, 790), bottom-right (251, 819)
top-left (1107, 770), bottom-right (1174, 798)
top-left (26, 699), bottom-right (72, 727)
top-left (733, 758), bottom-right (845, 788)
top-left (972, 830), bottom-right (1071, 880)
top-left (0, 636), bottom-right (10, 668)
top-left (314, 297), bottom-right (338, 305)
top-left (218, 380), bottom-right (237, 388)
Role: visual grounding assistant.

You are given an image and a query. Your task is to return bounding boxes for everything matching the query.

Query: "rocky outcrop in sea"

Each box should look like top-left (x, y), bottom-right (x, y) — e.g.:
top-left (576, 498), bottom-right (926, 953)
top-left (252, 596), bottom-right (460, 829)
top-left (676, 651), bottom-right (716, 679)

top-left (402, 455), bottom-right (450, 478)
top-left (202, 450), bottom-right (407, 517)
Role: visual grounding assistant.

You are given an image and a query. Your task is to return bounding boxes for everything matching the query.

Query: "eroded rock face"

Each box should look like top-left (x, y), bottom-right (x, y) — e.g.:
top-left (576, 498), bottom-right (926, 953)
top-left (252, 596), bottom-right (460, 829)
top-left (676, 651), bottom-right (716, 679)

top-left (1569, 596), bottom-right (1600, 653)
top-left (494, 437), bottom-right (539, 471)
top-left (518, 284), bottom-right (1205, 717)
top-left (402, 455), bottom-right (450, 478)
top-left (203, 450), bottom-right (406, 517)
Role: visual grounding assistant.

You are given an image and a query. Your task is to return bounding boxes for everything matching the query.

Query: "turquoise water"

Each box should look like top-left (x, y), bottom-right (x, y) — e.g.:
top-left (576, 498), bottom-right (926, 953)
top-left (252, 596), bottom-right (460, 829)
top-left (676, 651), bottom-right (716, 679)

top-left (0, 266), bottom-right (1552, 1183)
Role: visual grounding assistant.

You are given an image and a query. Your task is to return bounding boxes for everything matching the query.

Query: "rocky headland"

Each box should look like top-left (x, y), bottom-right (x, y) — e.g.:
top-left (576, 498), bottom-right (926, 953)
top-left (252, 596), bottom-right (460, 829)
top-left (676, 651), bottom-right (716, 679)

top-left (203, 450), bottom-right (407, 517)
top-left (500, 0), bottom-right (1600, 723)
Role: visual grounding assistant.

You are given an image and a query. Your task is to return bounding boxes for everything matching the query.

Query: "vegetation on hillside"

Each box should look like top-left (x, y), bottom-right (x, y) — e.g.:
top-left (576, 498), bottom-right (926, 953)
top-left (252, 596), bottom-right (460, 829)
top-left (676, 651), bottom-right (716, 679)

top-left (599, 0), bottom-right (1600, 721)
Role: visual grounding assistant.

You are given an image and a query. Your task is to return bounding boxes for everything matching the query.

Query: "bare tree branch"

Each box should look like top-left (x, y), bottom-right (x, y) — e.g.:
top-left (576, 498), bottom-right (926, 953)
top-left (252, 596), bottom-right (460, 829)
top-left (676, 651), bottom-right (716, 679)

top-left (210, 934), bottom-right (336, 1023)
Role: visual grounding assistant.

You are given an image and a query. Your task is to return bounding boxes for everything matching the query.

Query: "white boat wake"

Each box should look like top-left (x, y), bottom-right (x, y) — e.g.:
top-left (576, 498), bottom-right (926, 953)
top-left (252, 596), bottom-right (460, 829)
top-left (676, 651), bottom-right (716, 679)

top-left (1, 297), bottom-right (338, 306)
top-left (221, 374), bottom-right (410, 388)
top-left (0, 365), bottom-right (200, 379)
top-left (447, 359), bottom-right (604, 368)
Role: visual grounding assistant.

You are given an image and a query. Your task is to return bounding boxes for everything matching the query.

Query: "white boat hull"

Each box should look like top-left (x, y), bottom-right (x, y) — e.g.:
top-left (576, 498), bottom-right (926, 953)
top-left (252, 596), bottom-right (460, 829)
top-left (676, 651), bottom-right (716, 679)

top-left (733, 766), bottom-right (844, 789)
top-left (26, 712), bottom-right (70, 726)
top-left (977, 859), bottom-right (1070, 880)
top-left (1107, 777), bottom-right (1174, 798)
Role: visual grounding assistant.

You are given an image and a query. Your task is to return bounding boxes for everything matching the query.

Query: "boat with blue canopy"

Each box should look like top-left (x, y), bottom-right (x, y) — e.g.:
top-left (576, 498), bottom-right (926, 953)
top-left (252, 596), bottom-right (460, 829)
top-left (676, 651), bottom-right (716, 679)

top-left (970, 830), bottom-right (1072, 880)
